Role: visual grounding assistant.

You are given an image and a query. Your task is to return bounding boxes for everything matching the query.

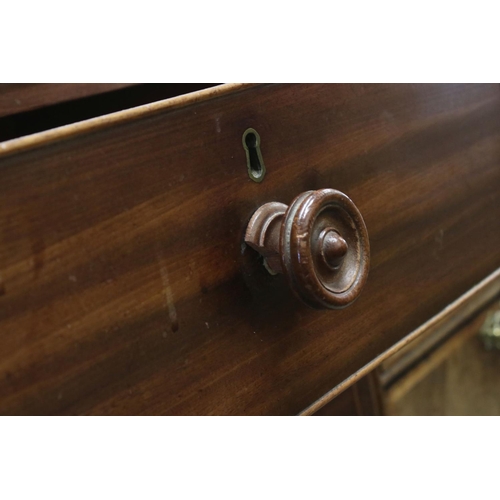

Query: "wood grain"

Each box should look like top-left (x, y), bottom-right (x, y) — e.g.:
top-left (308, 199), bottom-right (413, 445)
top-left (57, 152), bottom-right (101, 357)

top-left (0, 84), bottom-right (499, 415)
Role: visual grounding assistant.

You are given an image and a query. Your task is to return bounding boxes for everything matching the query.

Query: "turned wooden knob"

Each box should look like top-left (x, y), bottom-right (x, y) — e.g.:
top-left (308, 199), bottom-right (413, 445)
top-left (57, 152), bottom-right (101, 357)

top-left (245, 189), bottom-right (370, 309)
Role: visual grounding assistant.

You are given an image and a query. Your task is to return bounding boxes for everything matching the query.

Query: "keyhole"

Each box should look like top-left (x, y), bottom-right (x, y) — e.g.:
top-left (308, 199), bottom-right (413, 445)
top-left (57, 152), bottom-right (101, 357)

top-left (243, 128), bottom-right (266, 183)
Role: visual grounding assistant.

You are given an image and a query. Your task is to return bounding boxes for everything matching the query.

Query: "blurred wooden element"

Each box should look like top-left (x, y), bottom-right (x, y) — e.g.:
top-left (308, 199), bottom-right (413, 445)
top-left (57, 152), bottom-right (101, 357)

top-left (479, 308), bottom-right (500, 350)
top-left (379, 270), bottom-right (500, 387)
top-left (384, 301), bottom-right (500, 415)
top-left (0, 84), bottom-right (137, 118)
top-left (1, 84), bottom-right (500, 415)
top-left (316, 298), bottom-right (500, 416)
top-left (301, 268), bottom-right (500, 415)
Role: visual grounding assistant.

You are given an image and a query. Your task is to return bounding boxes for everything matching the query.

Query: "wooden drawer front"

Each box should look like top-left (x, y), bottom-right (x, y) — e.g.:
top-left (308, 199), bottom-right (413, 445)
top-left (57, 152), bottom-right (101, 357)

top-left (0, 84), bottom-right (499, 415)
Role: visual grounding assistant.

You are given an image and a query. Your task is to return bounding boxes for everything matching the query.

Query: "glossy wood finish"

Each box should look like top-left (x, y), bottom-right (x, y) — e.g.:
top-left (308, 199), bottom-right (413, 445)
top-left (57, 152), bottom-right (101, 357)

top-left (1, 84), bottom-right (500, 415)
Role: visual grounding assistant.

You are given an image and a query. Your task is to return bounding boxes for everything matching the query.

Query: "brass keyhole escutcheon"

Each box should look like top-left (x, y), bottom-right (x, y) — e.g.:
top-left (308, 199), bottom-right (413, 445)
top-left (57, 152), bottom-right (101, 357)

top-left (242, 128), bottom-right (266, 183)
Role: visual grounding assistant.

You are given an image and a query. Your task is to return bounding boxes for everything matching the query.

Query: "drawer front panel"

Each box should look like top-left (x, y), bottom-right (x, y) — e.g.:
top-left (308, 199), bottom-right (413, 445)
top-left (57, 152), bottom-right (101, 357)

top-left (0, 84), bottom-right (499, 414)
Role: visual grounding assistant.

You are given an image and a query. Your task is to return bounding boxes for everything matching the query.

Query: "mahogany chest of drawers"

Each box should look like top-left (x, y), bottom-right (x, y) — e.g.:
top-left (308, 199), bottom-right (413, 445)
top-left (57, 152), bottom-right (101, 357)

top-left (1, 83), bottom-right (499, 415)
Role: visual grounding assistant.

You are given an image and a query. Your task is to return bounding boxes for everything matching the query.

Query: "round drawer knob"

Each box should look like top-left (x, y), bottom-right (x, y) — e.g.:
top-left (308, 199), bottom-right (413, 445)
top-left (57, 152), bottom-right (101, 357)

top-left (245, 189), bottom-right (370, 309)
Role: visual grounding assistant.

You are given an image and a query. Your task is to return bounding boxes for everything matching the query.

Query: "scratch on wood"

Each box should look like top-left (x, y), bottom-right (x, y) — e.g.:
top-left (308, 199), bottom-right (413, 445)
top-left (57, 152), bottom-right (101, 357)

top-left (156, 250), bottom-right (179, 333)
top-left (31, 238), bottom-right (45, 279)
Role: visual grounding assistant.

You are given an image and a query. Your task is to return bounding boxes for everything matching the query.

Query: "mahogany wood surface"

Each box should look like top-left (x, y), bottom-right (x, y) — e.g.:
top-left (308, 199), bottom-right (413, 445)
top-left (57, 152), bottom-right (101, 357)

top-left (0, 84), bottom-right (136, 118)
top-left (0, 84), bottom-right (499, 415)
